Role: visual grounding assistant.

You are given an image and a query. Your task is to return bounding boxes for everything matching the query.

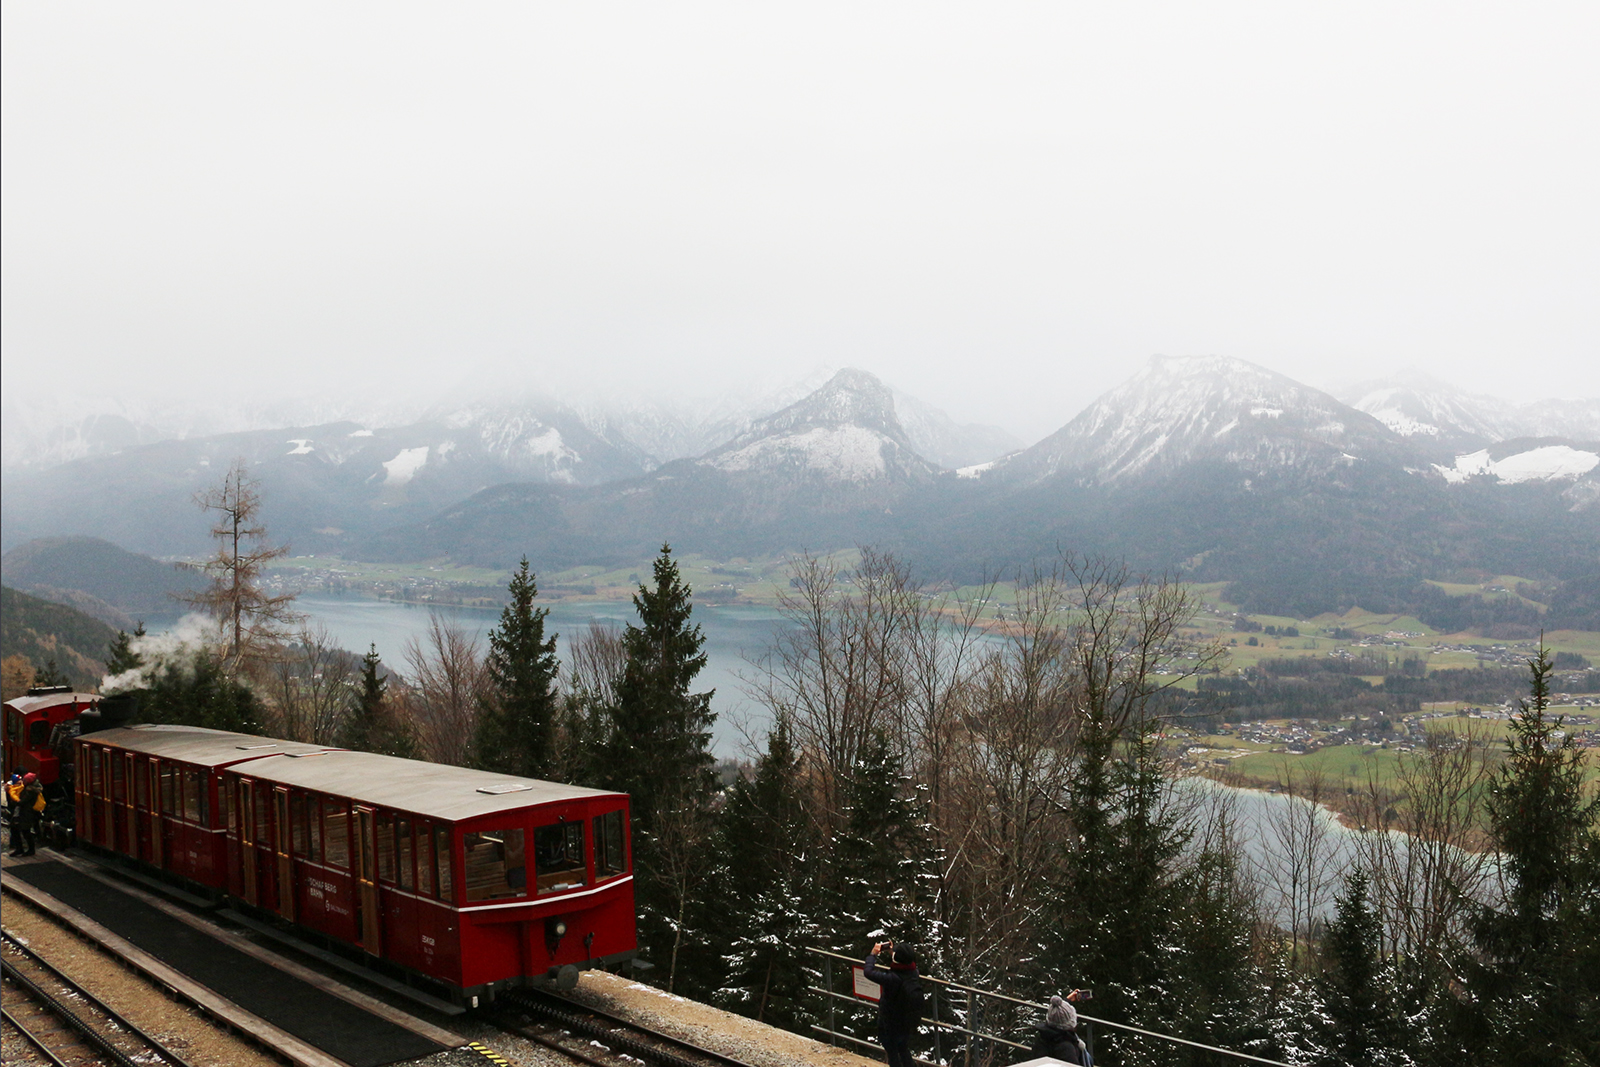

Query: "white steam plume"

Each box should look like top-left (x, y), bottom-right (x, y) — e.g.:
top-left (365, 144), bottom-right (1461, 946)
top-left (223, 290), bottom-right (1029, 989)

top-left (101, 613), bottom-right (219, 693)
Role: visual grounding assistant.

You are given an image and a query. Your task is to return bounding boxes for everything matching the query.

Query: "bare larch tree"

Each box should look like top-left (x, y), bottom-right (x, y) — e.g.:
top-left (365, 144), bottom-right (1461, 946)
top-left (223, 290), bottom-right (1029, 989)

top-left (182, 458), bottom-right (301, 670)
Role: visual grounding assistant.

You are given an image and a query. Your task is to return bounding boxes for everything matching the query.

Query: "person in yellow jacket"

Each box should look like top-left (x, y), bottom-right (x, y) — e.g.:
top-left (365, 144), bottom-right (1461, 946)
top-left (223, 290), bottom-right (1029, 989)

top-left (11, 773), bottom-right (43, 856)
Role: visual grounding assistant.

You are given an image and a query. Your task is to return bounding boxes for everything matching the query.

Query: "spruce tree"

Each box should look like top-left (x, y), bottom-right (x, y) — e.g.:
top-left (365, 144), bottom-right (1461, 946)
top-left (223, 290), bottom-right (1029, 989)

top-left (106, 623), bottom-right (146, 677)
top-left (340, 644), bottom-right (418, 757)
top-left (476, 558), bottom-right (560, 778)
top-left (1464, 644), bottom-right (1600, 1065)
top-left (144, 650), bottom-right (262, 733)
top-left (1319, 869), bottom-right (1412, 1066)
top-left (712, 715), bottom-right (819, 1030)
top-left (604, 545), bottom-right (716, 833)
top-left (829, 730), bottom-right (938, 956)
top-left (601, 545), bottom-right (718, 988)
top-left (38, 657), bottom-right (70, 687)
top-left (1049, 724), bottom-right (1190, 1062)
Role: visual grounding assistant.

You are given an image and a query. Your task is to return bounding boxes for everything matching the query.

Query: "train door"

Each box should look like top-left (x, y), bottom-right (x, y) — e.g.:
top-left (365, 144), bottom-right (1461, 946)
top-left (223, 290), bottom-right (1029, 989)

top-left (122, 753), bottom-right (138, 858)
top-left (274, 787), bottom-right (295, 921)
top-left (100, 748), bottom-right (116, 847)
top-left (147, 761), bottom-right (162, 867)
top-left (238, 780), bottom-right (258, 907)
top-left (355, 805), bottom-right (381, 956)
top-left (133, 756), bottom-right (151, 862)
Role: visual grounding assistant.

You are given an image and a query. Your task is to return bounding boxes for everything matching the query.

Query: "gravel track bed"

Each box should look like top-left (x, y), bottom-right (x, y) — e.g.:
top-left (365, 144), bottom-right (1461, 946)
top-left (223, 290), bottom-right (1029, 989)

top-left (1, 886), bottom-right (282, 1067)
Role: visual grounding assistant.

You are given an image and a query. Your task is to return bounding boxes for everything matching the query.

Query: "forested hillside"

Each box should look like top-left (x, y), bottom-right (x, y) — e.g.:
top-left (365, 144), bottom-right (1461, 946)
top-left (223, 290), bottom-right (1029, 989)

top-left (0, 586), bottom-right (117, 690)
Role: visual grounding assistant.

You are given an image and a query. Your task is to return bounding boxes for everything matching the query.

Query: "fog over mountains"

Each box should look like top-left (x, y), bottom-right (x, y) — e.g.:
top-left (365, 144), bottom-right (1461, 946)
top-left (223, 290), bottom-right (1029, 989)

top-left (4, 357), bottom-right (1596, 621)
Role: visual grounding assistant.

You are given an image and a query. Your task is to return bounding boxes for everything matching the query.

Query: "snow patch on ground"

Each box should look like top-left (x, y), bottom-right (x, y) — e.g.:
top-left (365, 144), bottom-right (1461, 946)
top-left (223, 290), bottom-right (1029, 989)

top-left (1213, 418), bottom-right (1239, 438)
top-left (709, 426), bottom-right (888, 480)
top-left (286, 439), bottom-right (314, 455)
top-left (382, 446), bottom-right (430, 485)
top-left (1435, 446), bottom-right (1598, 485)
top-left (348, 429), bottom-right (374, 437)
top-left (1250, 407), bottom-right (1283, 419)
top-left (956, 460), bottom-right (995, 479)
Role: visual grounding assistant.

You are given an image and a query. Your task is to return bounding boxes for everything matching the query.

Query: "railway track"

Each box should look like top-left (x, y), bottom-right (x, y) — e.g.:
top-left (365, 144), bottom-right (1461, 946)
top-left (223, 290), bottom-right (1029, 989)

top-left (2, 928), bottom-right (197, 1067)
top-left (493, 988), bottom-right (760, 1067)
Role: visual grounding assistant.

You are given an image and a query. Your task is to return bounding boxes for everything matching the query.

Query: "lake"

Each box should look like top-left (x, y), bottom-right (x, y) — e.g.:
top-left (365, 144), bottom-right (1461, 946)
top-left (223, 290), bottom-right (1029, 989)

top-left (288, 594), bottom-right (796, 758)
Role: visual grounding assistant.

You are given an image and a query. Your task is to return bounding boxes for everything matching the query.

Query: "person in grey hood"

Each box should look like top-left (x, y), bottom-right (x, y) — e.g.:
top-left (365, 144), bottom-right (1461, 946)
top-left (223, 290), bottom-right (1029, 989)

top-left (1028, 992), bottom-right (1089, 1065)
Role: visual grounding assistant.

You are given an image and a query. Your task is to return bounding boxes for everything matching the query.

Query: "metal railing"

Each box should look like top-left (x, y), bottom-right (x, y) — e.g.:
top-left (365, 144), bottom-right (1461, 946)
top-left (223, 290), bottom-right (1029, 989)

top-left (804, 947), bottom-right (1289, 1067)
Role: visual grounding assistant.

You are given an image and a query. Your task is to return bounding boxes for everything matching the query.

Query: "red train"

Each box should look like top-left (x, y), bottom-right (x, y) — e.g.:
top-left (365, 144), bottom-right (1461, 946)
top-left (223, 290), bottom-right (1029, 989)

top-left (71, 723), bottom-right (636, 1004)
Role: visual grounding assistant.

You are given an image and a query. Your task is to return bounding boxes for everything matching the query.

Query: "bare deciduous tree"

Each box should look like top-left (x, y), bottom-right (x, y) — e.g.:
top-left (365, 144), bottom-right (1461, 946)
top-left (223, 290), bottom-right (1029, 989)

top-left (265, 625), bottom-right (356, 744)
top-left (1261, 763), bottom-right (1339, 967)
top-left (1352, 721), bottom-right (1496, 974)
top-left (403, 611), bottom-right (486, 766)
top-left (749, 549), bottom-right (921, 841)
top-left (556, 621), bottom-right (628, 782)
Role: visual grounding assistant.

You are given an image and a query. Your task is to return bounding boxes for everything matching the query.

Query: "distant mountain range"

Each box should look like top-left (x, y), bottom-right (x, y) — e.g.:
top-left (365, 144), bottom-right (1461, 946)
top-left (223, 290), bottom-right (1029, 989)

top-left (3, 358), bottom-right (1596, 624)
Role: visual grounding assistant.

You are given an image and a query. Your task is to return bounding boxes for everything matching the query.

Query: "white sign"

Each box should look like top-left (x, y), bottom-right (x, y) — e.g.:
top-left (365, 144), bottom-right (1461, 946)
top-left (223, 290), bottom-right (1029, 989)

top-left (852, 965), bottom-right (880, 1001)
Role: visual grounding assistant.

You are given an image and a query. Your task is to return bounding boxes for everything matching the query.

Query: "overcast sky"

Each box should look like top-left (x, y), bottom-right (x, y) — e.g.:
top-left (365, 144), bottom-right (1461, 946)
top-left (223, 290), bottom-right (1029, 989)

top-left (3, 3), bottom-right (1597, 441)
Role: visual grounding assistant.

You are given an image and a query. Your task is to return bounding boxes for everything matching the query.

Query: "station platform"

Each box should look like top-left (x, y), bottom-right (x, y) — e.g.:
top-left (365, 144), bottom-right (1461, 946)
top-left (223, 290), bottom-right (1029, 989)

top-left (3, 854), bottom-right (453, 1067)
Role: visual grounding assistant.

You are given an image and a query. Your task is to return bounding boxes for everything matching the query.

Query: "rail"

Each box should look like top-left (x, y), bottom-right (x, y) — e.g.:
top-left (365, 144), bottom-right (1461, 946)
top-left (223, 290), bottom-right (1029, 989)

top-left (2, 927), bottom-right (197, 1067)
top-left (805, 946), bottom-right (1290, 1067)
top-left (503, 987), bottom-right (761, 1067)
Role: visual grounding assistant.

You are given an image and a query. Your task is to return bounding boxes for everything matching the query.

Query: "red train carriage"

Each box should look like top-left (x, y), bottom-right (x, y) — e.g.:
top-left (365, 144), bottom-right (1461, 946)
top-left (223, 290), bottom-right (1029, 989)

top-left (3, 688), bottom-right (99, 788)
top-left (75, 725), bottom-right (332, 888)
top-left (74, 725), bottom-right (636, 1002)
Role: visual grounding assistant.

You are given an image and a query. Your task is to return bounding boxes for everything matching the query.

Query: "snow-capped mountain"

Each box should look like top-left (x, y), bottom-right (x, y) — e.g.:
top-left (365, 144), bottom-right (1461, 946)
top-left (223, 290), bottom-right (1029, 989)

top-left (1335, 372), bottom-right (1600, 453)
top-left (697, 369), bottom-right (938, 484)
top-left (890, 391), bottom-right (1022, 470)
top-left (1336, 372), bottom-right (1506, 453)
top-left (0, 403), bottom-right (654, 557)
top-left (980, 355), bottom-right (1406, 487)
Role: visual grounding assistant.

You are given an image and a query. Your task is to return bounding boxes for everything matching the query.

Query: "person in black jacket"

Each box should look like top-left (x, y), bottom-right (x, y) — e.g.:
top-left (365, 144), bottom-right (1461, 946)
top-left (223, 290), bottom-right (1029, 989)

top-left (863, 940), bottom-right (922, 1067)
top-left (1028, 992), bottom-right (1089, 1065)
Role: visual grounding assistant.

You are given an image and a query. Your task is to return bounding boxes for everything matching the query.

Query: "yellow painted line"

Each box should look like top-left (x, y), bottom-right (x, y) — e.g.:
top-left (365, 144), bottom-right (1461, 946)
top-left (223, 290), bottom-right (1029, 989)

top-left (467, 1040), bottom-right (516, 1066)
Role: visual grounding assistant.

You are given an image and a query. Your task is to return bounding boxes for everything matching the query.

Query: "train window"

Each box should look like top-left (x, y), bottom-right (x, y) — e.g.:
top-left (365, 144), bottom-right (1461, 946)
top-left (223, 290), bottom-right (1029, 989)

top-left (434, 827), bottom-right (453, 902)
top-left (135, 760), bottom-right (149, 809)
top-left (198, 774), bottom-right (210, 825)
top-left (5, 709), bottom-right (17, 741)
top-left (533, 821), bottom-right (586, 894)
top-left (323, 804), bottom-right (350, 870)
top-left (182, 769), bottom-right (201, 823)
top-left (226, 782), bottom-right (239, 834)
top-left (416, 821), bottom-right (434, 897)
top-left (463, 829), bottom-right (526, 902)
top-left (397, 817), bottom-right (414, 890)
top-left (28, 719), bottom-right (50, 749)
top-left (377, 815), bottom-right (396, 883)
top-left (594, 810), bottom-right (626, 877)
top-left (160, 765), bottom-right (175, 814)
top-left (254, 783), bottom-right (270, 842)
top-left (292, 794), bottom-right (309, 856)
top-left (112, 754), bottom-right (125, 801)
top-left (91, 748), bottom-right (104, 796)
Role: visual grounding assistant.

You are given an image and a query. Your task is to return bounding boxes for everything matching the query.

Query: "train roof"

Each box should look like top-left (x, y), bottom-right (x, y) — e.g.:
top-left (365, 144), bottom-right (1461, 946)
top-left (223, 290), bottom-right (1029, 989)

top-left (83, 725), bottom-right (334, 767)
top-left (5, 691), bottom-right (99, 713)
top-left (78, 724), bottom-right (625, 822)
top-left (227, 750), bottom-right (625, 823)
